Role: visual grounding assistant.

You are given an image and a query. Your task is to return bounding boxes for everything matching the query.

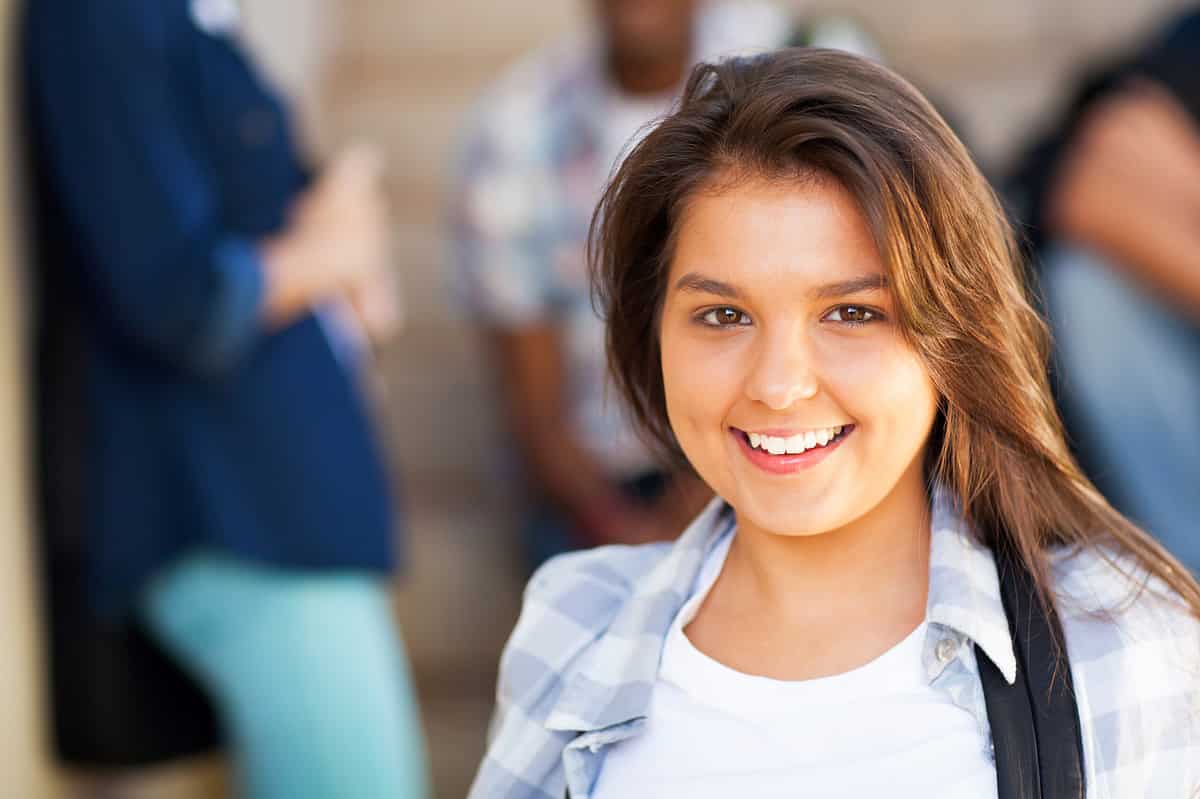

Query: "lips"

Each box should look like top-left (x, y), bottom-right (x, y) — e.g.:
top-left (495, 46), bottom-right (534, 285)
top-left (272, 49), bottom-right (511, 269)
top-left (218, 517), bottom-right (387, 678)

top-left (746, 425), bottom-right (846, 455)
top-left (731, 424), bottom-right (855, 475)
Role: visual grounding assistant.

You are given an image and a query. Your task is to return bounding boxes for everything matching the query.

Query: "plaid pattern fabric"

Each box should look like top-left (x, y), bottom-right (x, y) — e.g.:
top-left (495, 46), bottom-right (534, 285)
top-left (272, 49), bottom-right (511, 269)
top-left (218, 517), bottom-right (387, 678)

top-left (469, 490), bottom-right (1200, 798)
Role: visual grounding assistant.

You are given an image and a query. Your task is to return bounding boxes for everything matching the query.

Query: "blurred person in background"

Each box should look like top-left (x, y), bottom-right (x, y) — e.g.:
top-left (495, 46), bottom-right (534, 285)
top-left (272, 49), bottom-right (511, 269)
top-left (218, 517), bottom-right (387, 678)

top-left (450, 0), bottom-right (878, 568)
top-left (1007, 9), bottom-right (1200, 576)
top-left (24, 0), bottom-right (428, 796)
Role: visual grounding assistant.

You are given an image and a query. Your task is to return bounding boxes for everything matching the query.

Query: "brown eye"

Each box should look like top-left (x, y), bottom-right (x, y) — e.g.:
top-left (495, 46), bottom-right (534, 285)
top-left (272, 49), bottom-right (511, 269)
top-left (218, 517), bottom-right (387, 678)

top-left (701, 307), bottom-right (750, 326)
top-left (824, 305), bottom-right (881, 325)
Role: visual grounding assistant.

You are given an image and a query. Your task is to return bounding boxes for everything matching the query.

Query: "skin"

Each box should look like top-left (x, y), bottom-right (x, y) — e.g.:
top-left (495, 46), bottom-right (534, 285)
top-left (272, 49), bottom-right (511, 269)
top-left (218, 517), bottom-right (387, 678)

top-left (594, 0), bottom-right (698, 94)
top-left (261, 143), bottom-right (399, 342)
top-left (660, 174), bottom-right (941, 680)
top-left (1048, 82), bottom-right (1200, 320)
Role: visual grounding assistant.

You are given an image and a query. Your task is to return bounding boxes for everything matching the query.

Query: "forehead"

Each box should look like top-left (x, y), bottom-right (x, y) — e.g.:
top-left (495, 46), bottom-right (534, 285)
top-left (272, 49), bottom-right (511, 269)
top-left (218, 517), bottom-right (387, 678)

top-left (668, 175), bottom-right (885, 293)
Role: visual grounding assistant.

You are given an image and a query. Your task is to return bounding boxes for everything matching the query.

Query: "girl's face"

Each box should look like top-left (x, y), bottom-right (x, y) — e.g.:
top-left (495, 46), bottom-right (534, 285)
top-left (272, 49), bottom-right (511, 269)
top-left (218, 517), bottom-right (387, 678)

top-left (659, 175), bottom-right (939, 538)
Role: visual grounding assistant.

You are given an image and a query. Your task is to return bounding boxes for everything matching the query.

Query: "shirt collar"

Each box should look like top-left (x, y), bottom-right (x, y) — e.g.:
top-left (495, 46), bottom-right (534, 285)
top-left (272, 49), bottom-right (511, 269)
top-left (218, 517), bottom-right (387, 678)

top-left (545, 497), bottom-right (731, 733)
top-left (925, 485), bottom-right (1017, 684)
top-left (545, 485), bottom-right (1018, 734)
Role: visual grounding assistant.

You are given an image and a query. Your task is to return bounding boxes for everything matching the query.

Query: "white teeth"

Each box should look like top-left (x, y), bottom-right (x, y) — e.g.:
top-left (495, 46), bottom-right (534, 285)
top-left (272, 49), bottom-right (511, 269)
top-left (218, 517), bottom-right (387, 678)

top-left (747, 426), bottom-right (847, 455)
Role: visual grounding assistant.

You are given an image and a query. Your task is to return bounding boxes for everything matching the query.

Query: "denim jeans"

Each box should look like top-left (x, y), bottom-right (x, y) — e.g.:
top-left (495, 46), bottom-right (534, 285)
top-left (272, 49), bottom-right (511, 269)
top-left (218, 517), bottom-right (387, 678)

top-left (1041, 243), bottom-right (1200, 575)
top-left (140, 551), bottom-right (430, 798)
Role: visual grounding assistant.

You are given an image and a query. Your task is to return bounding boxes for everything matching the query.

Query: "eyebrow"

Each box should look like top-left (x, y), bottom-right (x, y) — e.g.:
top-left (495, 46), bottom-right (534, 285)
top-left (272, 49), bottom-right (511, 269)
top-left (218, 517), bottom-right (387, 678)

top-left (672, 271), bottom-right (889, 300)
top-left (811, 274), bottom-right (890, 300)
top-left (673, 273), bottom-right (742, 299)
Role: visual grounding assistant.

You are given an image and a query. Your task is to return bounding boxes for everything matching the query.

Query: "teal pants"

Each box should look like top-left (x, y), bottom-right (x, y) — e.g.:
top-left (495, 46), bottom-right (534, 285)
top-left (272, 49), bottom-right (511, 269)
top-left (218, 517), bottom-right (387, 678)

top-left (140, 551), bottom-right (430, 798)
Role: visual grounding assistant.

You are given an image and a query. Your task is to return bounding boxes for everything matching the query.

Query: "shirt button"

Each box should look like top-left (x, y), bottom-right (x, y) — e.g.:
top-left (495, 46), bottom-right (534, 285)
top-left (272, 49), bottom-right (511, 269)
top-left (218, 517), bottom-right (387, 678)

top-left (935, 637), bottom-right (958, 664)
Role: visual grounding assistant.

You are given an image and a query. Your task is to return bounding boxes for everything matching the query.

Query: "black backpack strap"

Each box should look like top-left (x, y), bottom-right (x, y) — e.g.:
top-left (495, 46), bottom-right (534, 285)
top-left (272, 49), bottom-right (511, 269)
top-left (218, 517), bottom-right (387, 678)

top-left (978, 545), bottom-right (1085, 799)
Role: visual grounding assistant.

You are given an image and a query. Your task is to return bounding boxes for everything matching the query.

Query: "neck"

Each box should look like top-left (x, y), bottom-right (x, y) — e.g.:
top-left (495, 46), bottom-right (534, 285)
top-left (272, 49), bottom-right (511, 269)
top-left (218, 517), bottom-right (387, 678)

top-left (726, 466), bottom-right (933, 631)
top-left (607, 48), bottom-right (689, 96)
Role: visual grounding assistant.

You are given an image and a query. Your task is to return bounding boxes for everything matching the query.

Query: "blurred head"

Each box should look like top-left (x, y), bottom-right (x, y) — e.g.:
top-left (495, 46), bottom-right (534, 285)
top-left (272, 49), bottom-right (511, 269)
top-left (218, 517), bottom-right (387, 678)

top-left (591, 48), bottom-right (1200, 612)
top-left (594, 0), bottom-right (698, 68)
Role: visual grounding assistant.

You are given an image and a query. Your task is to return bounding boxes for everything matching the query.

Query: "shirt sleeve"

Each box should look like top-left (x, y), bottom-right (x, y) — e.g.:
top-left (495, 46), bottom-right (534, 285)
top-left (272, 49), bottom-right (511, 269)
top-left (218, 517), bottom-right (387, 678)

top-left (26, 0), bottom-right (268, 377)
top-left (468, 555), bottom-right (588, 799)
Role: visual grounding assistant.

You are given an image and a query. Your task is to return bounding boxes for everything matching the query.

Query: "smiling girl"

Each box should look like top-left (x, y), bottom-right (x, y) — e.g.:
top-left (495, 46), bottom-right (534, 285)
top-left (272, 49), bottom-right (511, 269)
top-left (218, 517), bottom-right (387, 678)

top-left (469, 49), bottom-right (1200, 799)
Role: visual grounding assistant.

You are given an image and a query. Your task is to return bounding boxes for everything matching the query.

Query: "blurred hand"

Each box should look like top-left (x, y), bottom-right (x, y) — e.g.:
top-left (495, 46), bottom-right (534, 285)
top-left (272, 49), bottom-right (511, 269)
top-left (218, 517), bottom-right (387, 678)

top-left (1044, 80), bottom-right (1200, 316)
top-left (650, 473), bottom-right (714, 536)
top-left (347, 258), bottom-right (403, 345)
top-left (578, 475), bottom-right (712, 548)
top-left (621, 507), bottom-right (684, 546)
top-left (297, 143), bottom-right (402, 341)
top-left (574, 497), bottom-right (667, 547)
top-left (1049, 80), bottom-right (1200, 244)
top-left (261, 142), bottom-right (402, 340)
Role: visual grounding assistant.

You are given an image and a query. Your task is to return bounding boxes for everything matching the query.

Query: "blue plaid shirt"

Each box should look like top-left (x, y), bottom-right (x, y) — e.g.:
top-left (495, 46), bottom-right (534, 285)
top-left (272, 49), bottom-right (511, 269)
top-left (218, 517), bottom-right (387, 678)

top-left (470, 490), bottom-right (1200, 798)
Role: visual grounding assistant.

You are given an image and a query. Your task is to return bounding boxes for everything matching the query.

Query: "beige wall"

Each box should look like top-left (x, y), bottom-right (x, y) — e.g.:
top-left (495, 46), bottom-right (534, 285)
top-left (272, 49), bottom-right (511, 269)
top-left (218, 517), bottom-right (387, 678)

top-left (0, 0), bottom-right (60, 793)
top-left (239, 0), bottom-right (334, 154)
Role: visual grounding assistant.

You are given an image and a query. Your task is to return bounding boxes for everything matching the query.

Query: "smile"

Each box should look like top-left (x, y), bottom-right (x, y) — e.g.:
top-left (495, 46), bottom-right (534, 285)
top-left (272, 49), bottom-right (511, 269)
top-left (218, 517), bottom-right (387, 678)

top-left (731, 424), bottom-right (855, 474)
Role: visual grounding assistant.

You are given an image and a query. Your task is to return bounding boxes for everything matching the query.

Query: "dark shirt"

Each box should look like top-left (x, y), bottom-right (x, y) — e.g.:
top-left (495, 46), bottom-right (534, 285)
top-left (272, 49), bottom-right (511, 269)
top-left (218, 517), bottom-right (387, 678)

top-left (25, 0), bottom-right (398, 613)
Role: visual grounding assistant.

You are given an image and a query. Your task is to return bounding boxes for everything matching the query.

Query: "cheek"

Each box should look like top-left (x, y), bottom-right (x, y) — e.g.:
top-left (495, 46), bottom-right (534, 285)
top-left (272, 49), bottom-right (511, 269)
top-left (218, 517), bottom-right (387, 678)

top-left (881, 345), bottom-right (939, 423)
top-left (818, 336), bottom-right (938, 436)
top-left (660, 329), bottom-right (741, 446)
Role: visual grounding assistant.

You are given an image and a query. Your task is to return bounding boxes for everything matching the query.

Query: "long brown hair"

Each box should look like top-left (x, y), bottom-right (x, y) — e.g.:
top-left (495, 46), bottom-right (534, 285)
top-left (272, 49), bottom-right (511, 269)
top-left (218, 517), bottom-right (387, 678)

top-left (589, 48), bottom-right (1200, 617)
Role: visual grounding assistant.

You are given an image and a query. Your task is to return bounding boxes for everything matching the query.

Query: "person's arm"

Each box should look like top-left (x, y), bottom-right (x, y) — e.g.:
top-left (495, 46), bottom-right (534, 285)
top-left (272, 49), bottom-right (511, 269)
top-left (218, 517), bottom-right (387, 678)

top-left (1046, 82), bottom-right (1200, 319)
top-left (492, 325), bottom-right (664, 546)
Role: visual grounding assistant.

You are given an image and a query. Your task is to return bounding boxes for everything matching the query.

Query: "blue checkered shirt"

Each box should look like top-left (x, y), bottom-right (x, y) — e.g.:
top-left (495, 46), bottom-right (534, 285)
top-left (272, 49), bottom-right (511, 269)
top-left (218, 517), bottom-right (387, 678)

top-left (469, 490), bottom-right (1200, 798)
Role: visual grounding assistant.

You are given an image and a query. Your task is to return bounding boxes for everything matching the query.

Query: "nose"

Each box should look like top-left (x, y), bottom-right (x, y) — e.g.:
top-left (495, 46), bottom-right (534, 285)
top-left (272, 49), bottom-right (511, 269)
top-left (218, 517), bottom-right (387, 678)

top-left (744, 324), bottom-right (819, 411)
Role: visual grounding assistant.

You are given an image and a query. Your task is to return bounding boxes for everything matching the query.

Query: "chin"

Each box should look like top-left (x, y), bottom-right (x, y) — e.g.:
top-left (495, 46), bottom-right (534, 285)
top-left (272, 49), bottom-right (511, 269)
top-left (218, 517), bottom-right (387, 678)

top-left (733, 488), bottom-right (851, 538)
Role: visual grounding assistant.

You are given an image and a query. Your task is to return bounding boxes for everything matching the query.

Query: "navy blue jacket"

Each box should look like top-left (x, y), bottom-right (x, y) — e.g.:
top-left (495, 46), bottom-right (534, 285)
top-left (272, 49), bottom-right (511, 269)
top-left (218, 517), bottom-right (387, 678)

top-left (25, 0), bottom-right (398, 613)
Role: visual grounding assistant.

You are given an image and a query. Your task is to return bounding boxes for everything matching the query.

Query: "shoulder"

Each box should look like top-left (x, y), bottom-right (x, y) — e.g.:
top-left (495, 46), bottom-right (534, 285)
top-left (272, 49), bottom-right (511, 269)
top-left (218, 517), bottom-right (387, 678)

top-left (469, 543), bottom-right (673, 798)
top-left (529, 539), bottom-right (675, 596)
top-left (495, 497), bottom-right (730, 710)
top-left (1051, 544), bottom-right (1200, 648)
top-left (1049, 546), bottom-right (1200, 792)
top-left (459, 33), bottom-right (592, 156)
top-left (495, 542), bottom-right (672, 709)
top-left (504, 542), bottom-right (674, 675)
top-left (694, 1), bottom-right (794, 57)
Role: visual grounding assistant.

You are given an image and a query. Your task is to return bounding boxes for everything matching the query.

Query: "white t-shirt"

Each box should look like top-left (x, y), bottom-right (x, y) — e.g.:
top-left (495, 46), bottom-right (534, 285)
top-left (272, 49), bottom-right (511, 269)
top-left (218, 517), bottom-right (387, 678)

top-left (593, 531), bottom-right (998, 798)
